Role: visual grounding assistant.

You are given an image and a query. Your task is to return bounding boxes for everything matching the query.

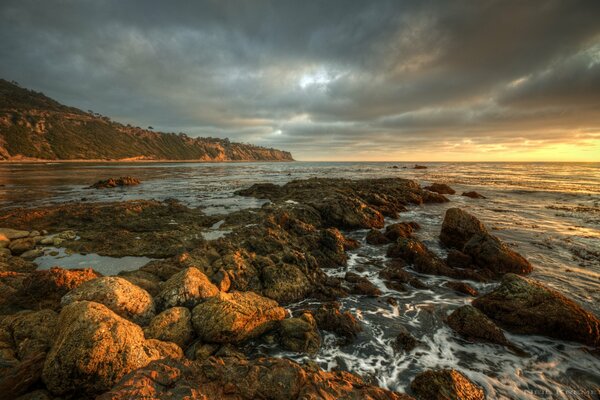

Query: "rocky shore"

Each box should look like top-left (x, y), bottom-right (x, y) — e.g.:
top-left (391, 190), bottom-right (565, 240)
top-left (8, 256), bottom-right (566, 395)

top-left (0, 177), bottom-right (598, 399)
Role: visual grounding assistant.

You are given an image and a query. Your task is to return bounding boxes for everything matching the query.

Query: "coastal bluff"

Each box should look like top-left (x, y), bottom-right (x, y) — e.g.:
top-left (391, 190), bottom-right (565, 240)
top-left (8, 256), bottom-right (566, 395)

top-left (0, 79), bottom-right (293, 162)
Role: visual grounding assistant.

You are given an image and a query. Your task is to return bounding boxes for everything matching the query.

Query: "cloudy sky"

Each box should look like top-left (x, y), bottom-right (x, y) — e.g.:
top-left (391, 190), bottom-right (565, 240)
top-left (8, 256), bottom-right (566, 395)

top-left (1, 0), bottom-right (599, 161)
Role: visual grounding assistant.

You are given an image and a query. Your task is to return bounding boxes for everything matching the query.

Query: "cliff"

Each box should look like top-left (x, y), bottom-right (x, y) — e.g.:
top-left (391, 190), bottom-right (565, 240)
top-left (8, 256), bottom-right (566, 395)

top-left (0, 79), bottom-right (293, 161)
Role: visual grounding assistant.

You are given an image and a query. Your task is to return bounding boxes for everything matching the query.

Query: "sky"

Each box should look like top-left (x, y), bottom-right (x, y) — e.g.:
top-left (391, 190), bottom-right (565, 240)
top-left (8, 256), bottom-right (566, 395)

top-left (1, 0), bottom-right (599, 161)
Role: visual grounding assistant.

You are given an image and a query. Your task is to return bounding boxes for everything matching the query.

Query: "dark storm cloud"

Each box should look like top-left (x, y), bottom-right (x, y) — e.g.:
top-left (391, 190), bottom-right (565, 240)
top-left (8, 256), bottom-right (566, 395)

top-left (1, 0), bottom-right (599, 160)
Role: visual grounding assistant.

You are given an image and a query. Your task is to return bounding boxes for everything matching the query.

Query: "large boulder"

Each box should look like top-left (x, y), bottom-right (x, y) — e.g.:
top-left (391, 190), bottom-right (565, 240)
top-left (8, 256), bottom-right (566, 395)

top-left (260, 263), bottom-right (312, 303)
top-left (278, 312), bottom-right (321, 355)
top-left (473, 274), bottom-right (600, 347)
top-left (191, 291), bottom-right (286, 343)
top-left (144, 307), bottom-right (194, 349)
top-left (447, 305), bottom-right (512, 348)
top-left (463, 234), bottom-right (532, 275)
top-left (42, 301), bottom-right (182, 397)
top-left (313, 302), bottom-right (362, 344)
top-left (61, 276), bottom-right (155, 325)
top-left (440, 208), bottom-right (487, 249)
top-left (424, 183), bottom-right (456, 195)
top-left (410, 369), bottom-right (485, 400)
top-left (155, 267), bottom-right (219, 311)
top-left (98, 357), bottom-right (412, 400)
top-left (0, 228), bottom-right (30, 240)
top-left (439, 208), bottom-right (532, 275)
top-left (3, 309), bottom-right (58, 360)
top-left (14, 267), bottom-right (101, 310)
top-left (8, 238), bottom-right (36, 256)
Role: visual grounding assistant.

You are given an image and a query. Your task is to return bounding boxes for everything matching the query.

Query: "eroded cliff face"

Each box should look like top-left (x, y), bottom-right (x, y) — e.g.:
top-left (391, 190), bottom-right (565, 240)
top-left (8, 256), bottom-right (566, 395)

top-left (0, 80), bottom-right (293, 161)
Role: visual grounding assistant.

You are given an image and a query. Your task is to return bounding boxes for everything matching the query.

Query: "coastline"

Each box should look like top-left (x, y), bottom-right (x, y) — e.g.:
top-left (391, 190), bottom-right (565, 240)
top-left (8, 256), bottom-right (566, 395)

top-left (0, 158), bottom-right (296, 164)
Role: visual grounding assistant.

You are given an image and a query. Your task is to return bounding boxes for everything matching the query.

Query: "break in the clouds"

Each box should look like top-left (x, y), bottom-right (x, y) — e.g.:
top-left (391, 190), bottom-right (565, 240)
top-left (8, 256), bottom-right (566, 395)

top-left (1, 0), bottom-right (599, 160)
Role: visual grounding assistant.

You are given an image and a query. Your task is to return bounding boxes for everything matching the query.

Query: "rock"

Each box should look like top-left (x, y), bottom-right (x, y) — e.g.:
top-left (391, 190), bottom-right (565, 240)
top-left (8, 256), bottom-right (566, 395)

top-left (192, 343), bottom-right (219, 360)
top-left (462, 191), bottom-right (486, 199)
top-left (211, 268), bottom-right (231, 291)
top-left (278, 312), bottom-right (321, 355)
top-left (313, 302), bottom-right (362, 344)
top-left (14, 267), bottom-right (101, 310)
top-left (19, 249), bottom-right (43, 260)
top-left (260, 262), bottom-right (312, 303)
top-left (463, 234), bottom-right (532, 275)
top-left (8, 238), bottom-right (36, 256)
top-left (118, 269), bottom-right (162, 296)
top-left (440, 208), bottom-right (488, 250)
top-left (0, 352), bottom-right (46, 400)
top-left (385, 222), bottom-right (415, 241)
top-left (378, 261), bottom-right (428, 289)
top-left (0, 248), bottom-right (10, 258)
top-left (393, 326), bottom-right (419, 353)
top-left (91, 176), bottom-right (141, 189)
top-left (444, 281), bottom-right (479, 296)
top-left (447, 305), bottom-right (512, 348)
top-left (4, 309), bottom-right (58, 360)
top-left (155, 267), bottom-right (219, 311)
top-left (191, 291), bottom-right (286, 343)
top-left (424, 183), bottom-right (456, 195)
top-left (414, 165), bottom-right (427, 169)
top-left (473, 274), bottom-right (600, 347)
top-left (410, 369), bottom-right (485, 400)
top-left (140, 259), bottom-right (184, 280)
top-left (344, 272), bottom-right (382, 297)
top-left (61, 276), bottom-right (155, 325)
top-left (440, 208), bottom-right (532, 275)
top-left (145, 307), bottom-right (194, 349)
top-left (98, 357), bottom-right (412, 400)
top-left (13, 389), bottom-right (53, 400)
top-left (41, 301), bottom-right (182, 397)
top-left (0, 236), bottom-right (9, 249)
top-left (0, 228), bottom-right (30, 240)
top-left (446, 249), bottom-right (473, 269)
top-left (366, 229), bottom-right (391, 245)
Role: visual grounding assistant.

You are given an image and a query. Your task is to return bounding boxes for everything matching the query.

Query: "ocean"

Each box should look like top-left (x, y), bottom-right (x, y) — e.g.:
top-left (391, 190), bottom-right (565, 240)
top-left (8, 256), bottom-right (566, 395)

top-left (1, 161), bottom-right (599, 398)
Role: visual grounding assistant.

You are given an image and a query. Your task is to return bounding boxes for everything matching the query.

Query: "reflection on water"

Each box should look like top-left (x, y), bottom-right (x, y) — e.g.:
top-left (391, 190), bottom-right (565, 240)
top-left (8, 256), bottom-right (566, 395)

top-left (1, 161), bottom-right (599, 398)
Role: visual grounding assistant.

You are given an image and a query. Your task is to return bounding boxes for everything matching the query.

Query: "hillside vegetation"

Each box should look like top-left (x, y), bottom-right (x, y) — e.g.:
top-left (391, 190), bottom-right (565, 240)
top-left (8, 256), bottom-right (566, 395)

top-left (0, 79), bottom-right (293, 161)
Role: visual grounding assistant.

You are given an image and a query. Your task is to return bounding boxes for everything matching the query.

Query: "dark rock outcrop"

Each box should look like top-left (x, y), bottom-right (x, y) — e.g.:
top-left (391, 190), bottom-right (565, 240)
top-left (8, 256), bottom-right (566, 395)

top-left (462, 191), bottom-right (486, 199)
top-left (278, 312), bottom-right (321, 355)
top-left (366, 229), bottom-right (392, 245)
top-left (91, 176), bottom-right (141, 189)
top-left (444, 281), bottom-right (479, 296)
top-left (473, 274), bottom-right (600, 347)
top-left (344, 272), bottom-right (382, 297)
top-left (440, 208), bottom-right (488, 250)
top-left (98, 357), bottom-right (412, 400)
top-left (447, 305), bottom-right (513, 348)
top-left (313, 302), bottom-right (362, 344)
top-left (144, 307), bottom-right (195, 349)
top-left (424, 183), bottom-right (456, 195)
top-left (410, 369), bottom-right (485, 400)
top-left (393, 326), bottom-right (419, 353)
top-left (155, 267), bottom-right (219, 311)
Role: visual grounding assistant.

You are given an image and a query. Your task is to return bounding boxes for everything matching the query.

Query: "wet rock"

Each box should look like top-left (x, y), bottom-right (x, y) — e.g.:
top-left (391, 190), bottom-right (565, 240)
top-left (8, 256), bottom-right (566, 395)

top-left (140, 259), bottom-right (184, 281)
top-left (447, 305), bottom-right (512, 348)
top-left (463, 234), bottom-right (533, 275)
top-left (0, 248), bottom-right (10, 258)
top-left (98, 357), bottom-right (412, 400)
top-left (414, 165), bottom-right (427, 169)
top-left (155, 267), bottom-right (219, 311)
top-left (462, 191), bottom-right (486, 199)
top-left (2, 256), bottom-right (37, 273)
top-left (444, 281), bottom-right (479, 296)
top-left (118, 269), bottom-right (162, 296)
top-left (191, 291), bottom-right (286, 343)
top-left (393, 326), bottom-right (419, 353)
top-left (61, 276), bottom-right (155, 325)
top-left (19, 249), bottom-right (43, 260)
top-left (42, 301), bottom-right (182, 397)
top-left (0, 236), bottom-right (9, 249)
top-left (8, 238), bottom-right (36, 256)
top-left (440, 208), bottom-right (532, 275)
top-left (0, 352), bottom-right (46, 400)
top-left (0, 228), bottom-right (30, 240)
top-left (385, 222), bottom-right (415, 241)
top-left (366, 229), bottom-right (392, 245)
top-left (424, 183), bottom-right (456, 195)
top-left (440, 208), bottom-right (488, 250)
top-left (446, 249), bottom-right (473, 269)
top-left (145, 307), bottom-right (194, 349)
top-left (344, 271), bottom-right (382, 297)
top-left (14, 267), bottom-right (101, 310)
top-left (473, 274), bottom-right (600, 347)
top-left (191, 342), bottom-right (219, 360)
top-left (278, 312), bottom-right (321, 355)
top-left (410, 369), bottom-right (485, 400)
top-left (91, 176), bottom-right (141, 189)
top-left (13, 389), bottom-right (53, 400)
top-left (313, 302), bottom-right (362, 344)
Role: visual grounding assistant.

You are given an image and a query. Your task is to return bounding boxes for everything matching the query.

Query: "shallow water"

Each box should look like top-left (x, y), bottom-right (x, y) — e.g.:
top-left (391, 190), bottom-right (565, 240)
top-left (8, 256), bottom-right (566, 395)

top-left (1, 161), bottom-right (599, 398)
